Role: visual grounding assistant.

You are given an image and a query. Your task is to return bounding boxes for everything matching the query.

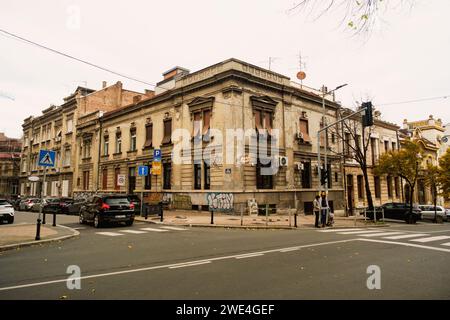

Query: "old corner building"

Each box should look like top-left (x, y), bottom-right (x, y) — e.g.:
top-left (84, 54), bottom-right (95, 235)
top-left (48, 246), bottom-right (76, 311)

top-left (74, 59), bottom-right (348, 214)
top-left (0, 132), bottom-right (21, 198)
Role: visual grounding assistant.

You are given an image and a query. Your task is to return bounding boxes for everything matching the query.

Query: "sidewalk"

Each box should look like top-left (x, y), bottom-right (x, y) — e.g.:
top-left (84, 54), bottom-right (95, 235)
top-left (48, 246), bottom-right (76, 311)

top-left (135, 210), bottom-right (388, 229)
top-left (0, 223), bottom-right (79, 251)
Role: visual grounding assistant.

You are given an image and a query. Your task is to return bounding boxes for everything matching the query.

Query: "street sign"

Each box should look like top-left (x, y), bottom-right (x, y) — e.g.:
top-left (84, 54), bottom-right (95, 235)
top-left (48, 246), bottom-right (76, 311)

top-left (138, 165), bottom-right (149, 176)
top-left (151, 161), bottom-right (161, 175)
top-left (117, 174), bottom-right (126, 186)
top-left (28, 175), bottom-right (40, 182)
top-left (153, 149), bottom-right (161, 162)
top-left (38, 150), bottom-right (56, 167)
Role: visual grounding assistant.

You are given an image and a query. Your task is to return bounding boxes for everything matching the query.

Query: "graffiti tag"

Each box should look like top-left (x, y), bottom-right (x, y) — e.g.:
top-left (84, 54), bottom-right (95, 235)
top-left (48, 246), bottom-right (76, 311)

top-left (207, 193), bottom-right (234, 212)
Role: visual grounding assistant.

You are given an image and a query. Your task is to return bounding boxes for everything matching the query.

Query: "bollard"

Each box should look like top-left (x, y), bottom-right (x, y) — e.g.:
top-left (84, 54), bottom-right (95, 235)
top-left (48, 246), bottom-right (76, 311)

top-left (240, 207), bottom-right (244, 226)
top-left (35, 218), bottom-right (41, 240)
top-left (210, 210), bottom-right (214, 224)
top-left (294, 213), bottom-right (298, 228)
top-left (160, 203), bottom-right (164, 222)
top-left (52, 212), bottom-right (56, 227)
top-left (42, 212), bottom-right (46, 225)
top-left (288, 206), bottom-right (292, 227)
top-left (265, 204), bottom-right (269, 226)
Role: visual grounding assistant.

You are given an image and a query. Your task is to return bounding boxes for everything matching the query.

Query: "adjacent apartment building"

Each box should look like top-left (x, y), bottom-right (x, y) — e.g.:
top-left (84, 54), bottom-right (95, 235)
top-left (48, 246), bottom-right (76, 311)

top-left (0, 132), bottom-right (21, 198)
top-left (19, 82), bottom-right (150, 198)
top-left (73, 58), bottom-right (346, 214)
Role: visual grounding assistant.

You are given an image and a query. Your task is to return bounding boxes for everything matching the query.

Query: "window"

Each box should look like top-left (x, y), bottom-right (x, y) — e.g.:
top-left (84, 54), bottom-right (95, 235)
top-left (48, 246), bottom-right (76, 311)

top-left (357, 175), bottom-right (364, 199)
top-left (344, 133), bottom-right (351, 156)
top-left (256, 157), bottom-right (273, 189)
top-left (194, 163), bottom-right (201, 190)
top-left (319, 121), bottom-right (328, 147)
top-left (128, 167), bottom-right (136, 194)
top-left (255, 110), bottom-right (273, 136)
top-left (130, 128), bottom-right (137, 151)
top-left (162, 119), bottom-right (172, 145)
top-left (114, 168), bottom-right (120, 191)
top-left (301, 161), bottom-right (311, 188)
top-left (144, 124), bottom-right (153, 148)
top-left (299, 119), bottom-right (311, 143)
top-left (193, 113), bottom-right (201, 139)
top-left (335, 172), bottom-right (338, 183)
top-left (384, 140), bottom-right (389, 153)
top-left (102, 169), bottom-right (108, 190)
top-left (371, 138), bottom-right (377, 165)
top-left (394, 176), bottom-right (400, 198)
top-left (374, 176), bottom-right (381, 198)
top-left (355, 134), bottom-right (361, 150)
top-left (83, 140), bottom-right (91, 158)
top-left (103, 135), bottom-right (109, 156)
top-left (83, 171), bottom-right (89, 190)
top-left (387, 175), bottom-right (393, 198)
top-left (392, 142), bottom-right (396, 150)
top-left (115, 132), bottom-right (122, 153)
top-left (163, 162), bottom-right (171, 189)
top-left (204, 161), bottom-right (210, 190)
top-left (202, 110), bottom-right (211, 137)
top-left (63, 148), bottom-right (71, 166)
top-left (66, 118), bottom-right (73, 133)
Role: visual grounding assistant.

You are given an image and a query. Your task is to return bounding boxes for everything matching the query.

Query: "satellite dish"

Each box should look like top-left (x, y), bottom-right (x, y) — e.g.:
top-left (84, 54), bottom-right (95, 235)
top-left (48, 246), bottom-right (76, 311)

top-left (28, 175), bottom-right (40, 182)
top-left (297, 71), bottom-right (306, 80)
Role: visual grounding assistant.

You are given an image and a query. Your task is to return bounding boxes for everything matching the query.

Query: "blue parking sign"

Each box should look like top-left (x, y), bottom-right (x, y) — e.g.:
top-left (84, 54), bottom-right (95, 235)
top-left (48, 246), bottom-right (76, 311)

top-left (153, 149), bottom-right (161, 162)
top-left (138, 165), bottom-right (149, 176)
top-left (38, 150), bottom-right (56, 167)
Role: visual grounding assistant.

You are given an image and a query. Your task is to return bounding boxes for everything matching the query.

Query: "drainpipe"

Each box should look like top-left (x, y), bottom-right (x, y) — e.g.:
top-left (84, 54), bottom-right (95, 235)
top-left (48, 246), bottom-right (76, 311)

top-left (396, 129), bottom-right (404, 202)
top-left (96, 112), bottom-right (103, 193)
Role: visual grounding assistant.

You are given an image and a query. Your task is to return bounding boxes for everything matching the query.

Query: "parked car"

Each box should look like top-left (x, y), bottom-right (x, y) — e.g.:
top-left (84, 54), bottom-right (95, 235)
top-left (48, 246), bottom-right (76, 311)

top-left (79, 194), bottom-right (135, 228)
top-left (19, 198), bottom-right (39, 211)
top-left (366, 202), bottom-right (421, 224)
top-left (418, 205), bottom-right (448, 223)
top-left (30, 198), bottom-right (44, 212)
top-left (65, 198), bottom-right (87, 215)
top-left (127, 194), bottom-right (141, 215)
top-left (0, 199), bottom-right (14, 224)
top-left (42, 198), bottom-right (74, 214)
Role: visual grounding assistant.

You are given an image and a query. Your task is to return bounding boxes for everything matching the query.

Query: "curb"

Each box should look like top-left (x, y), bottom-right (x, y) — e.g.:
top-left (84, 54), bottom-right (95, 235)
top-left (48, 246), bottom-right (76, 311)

top-left (135, 218), bottom-right (390, 230)
top-left (0, 224), bottom-right (80, 252)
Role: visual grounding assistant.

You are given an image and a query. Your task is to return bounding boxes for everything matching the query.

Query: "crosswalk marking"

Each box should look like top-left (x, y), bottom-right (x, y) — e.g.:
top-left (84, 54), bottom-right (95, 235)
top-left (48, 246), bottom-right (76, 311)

top-left (120, 230), bottom-right (148, 234)
top-left (358, 232), bottom-right (404, 237)
top-left (441, 243), bottom-right (450, 247)
top-left (383, 233), bottom-right (429, 240)
top-left (410, 236), bottom-right (450, 243)
top-left (140, 227), bottom-right (169, 232)
top-left (338, 230), bottom-right (382, 235)
top-left (96, 232), bottom-right (124, 237)
top-left (319, 228), bottom-right (363, 233)
top-left (160, 226), bottom-right (187, 231)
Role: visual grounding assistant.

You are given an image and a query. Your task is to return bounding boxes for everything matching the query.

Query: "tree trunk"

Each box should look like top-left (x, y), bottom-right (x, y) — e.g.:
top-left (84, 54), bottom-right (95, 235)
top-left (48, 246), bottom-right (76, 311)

top-left (362, 164), bottom-right (374, 210)
top-left (433, 184), bottom-right (437, 223)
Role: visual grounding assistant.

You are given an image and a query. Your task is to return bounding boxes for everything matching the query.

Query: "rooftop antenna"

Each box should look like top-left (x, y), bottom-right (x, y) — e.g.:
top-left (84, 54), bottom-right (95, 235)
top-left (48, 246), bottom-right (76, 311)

top-left (296, 51), bottom-right (307, 87)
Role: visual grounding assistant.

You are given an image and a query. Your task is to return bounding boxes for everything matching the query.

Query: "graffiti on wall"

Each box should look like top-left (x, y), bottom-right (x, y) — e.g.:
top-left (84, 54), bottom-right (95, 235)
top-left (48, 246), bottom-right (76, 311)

top-left (207, 193), bottom-right (234, 212)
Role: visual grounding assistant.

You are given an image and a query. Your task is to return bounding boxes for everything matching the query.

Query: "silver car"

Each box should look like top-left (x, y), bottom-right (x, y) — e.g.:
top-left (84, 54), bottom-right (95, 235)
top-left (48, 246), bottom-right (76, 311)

top-left (418, 205), bottom-right (448, 222)
top-left (0, 199), bottom-right (14, 224)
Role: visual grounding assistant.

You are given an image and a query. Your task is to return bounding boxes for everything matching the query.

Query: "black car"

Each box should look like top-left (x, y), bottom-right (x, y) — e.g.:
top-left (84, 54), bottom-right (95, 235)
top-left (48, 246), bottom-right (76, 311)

top-left (127, 194), bottom-right (141, 215)
top-left (66, 198), bottom-right (88, 215)
top-left (43, 197), bottom-right (74, 214)
top-left (366, 202), bottom-right (421, 224)
top-left (79, 195), bottom-right (135, 228)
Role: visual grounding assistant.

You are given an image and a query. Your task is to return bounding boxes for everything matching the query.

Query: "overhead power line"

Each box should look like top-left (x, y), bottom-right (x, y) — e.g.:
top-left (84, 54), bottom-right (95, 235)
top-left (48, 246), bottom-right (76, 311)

top-left (377, 95), bottom-right (449, 106)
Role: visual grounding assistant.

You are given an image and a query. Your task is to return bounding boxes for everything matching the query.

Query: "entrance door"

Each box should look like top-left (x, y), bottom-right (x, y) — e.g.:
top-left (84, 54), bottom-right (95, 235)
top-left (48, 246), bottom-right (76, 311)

top-left (347, 174), bottom-right (354, 215)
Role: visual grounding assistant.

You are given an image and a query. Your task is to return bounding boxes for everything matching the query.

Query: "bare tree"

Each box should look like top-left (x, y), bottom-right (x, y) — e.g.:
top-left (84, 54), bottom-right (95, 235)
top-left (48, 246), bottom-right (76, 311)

top-left (328, 107), bottom-right (375, 210)
top-left (288, 0), bottom-right (415, 36)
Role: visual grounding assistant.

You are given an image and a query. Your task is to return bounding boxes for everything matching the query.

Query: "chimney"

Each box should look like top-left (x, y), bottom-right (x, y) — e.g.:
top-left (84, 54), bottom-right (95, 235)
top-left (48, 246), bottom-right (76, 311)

top-left (155, 66), bottom-right (190, 95)
top-left (102, 81), bottom-right (107, 88)
top-left (403, 119), bottom-right (408, 129)
top-left (428, 115), bottom-right (435, 126)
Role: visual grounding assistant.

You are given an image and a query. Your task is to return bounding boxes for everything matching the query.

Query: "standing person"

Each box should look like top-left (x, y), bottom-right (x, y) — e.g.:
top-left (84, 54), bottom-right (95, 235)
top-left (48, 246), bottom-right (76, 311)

top-left (313, 195), bottom-right (321, 228)
top-left (320, 191), bottom-right (329, 228)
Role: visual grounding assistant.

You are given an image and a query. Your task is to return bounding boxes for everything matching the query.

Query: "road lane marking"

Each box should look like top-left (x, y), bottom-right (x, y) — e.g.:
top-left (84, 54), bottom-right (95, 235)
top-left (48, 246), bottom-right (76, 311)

top-left (357, 238), bottom-right (450, 253)
top-left (160, 226), bottom-right (187, 231)
top-left (72, 227), bottom-right (86, 230)
top-left (169, 261), bottom-right (211, 269)
top-left (120, 230), bottom-right (147, 234)
top-left (140, 227), bottom-right (169, 232)
top-left (338, 230), bottom-right (382, 235)
top-left (279, 247), bottom-right (301, 252)
top-left (358, 232), bottom-right (403, 237)
top-left (235, 253), bottom-right (264, 259)
top-left (0, 239), bottom-right (356, 292)
top-left (318, 228), bottom-right (363, 233)
top-left (95, 232), bottom-right (124, 237)
top-left (410, 236), bottom-right (450, 243)
top-left (383, 233), bottom-right (429, 240)
top-left (441, 243), bottom-right (450, 247)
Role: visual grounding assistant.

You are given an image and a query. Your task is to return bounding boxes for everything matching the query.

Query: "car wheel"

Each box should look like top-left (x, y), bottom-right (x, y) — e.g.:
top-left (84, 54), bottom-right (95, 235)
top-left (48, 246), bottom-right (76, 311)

top-left (79, 213), bottom-right (85, 224)
top-left (125, 219), bottom-right (133, 226)
top-left (8, 217), bottom-right (14, 224)
top-left (94, 215), bottom-right (102, 228)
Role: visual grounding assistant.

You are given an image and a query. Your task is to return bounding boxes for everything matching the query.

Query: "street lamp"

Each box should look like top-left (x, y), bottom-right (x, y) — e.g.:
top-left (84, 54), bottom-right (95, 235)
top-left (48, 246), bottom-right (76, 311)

top-left (317, 84), bottom-right (348, 225)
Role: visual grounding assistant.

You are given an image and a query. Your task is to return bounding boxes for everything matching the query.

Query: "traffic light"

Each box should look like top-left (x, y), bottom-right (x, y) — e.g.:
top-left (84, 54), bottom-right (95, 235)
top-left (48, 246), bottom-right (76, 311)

top-left (320, 169), bottom-right (328, 186)
top-left (362, 101), bottom-right (373, 127)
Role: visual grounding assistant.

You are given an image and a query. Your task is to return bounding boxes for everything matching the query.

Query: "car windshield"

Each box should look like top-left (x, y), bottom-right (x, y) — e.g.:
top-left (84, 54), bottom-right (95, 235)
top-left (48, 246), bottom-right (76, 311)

top-left (0, 200), bottom-right (9, 205)
top-left (104, 198), bottom-right (130, 205)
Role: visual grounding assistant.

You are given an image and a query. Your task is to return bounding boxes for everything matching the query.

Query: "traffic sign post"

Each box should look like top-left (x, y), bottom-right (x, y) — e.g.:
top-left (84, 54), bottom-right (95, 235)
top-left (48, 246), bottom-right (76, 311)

top-left (138, 165), bottom-right (149, 217)
top-left (36, 150), bottom-right (56, 241)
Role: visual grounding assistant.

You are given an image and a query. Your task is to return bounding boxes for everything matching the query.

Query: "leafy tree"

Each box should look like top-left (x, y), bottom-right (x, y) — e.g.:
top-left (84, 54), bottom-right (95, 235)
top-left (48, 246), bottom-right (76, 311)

top-left (423, 164), bottom-right (442, 223)
top-left (374, 140), bottom-right (422, 219)
top-left (438, 148), bottom-right (450, 200)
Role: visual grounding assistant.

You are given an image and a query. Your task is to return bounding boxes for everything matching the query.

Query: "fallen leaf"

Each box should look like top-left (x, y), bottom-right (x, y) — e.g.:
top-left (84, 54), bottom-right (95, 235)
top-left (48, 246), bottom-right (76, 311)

top-left (128, 245), bottom-right (132, 249)
top-left (91, 289), bottom-right (96, 293)
top-left (44, 258), bottom-right (48, 262)
top-left (59, 295), bottom-right (68, 300)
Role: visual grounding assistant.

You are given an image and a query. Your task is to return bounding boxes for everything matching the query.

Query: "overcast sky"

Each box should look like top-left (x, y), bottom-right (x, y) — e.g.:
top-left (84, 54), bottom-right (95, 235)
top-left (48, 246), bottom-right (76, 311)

top-left (1, 0), bottom-right (449, 138)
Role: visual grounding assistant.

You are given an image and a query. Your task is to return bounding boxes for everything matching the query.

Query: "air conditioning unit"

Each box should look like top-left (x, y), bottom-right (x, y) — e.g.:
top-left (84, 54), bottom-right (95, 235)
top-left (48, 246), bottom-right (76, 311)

top-left (296, 132), bottom-right (304, 140)
top-left (278, 156), bottom-right (288, 167)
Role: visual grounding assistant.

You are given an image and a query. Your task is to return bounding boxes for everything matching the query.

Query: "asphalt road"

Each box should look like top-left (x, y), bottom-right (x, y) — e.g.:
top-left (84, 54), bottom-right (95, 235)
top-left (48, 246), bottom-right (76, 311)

top-left (1, 211), bottom-right (450, 299)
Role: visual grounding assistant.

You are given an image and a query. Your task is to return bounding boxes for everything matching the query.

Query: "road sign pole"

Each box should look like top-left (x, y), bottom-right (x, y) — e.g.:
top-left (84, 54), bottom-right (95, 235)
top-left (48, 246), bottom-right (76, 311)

top-left (141, 176), bottom-right (144, 217)
top-left (35, 167), bottom-right (46, 240)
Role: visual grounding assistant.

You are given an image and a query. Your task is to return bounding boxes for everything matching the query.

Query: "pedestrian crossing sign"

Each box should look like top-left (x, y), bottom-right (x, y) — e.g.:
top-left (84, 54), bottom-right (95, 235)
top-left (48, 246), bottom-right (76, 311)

top-left (38, 150), bottom-right (56, 167)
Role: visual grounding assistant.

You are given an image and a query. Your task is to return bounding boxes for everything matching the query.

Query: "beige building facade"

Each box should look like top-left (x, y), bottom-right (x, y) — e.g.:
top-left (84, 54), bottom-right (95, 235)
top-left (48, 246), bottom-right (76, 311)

top-left (74, 59), bottom-right (346, 214)
top-left (0, 132), bottom-right (21, 198)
